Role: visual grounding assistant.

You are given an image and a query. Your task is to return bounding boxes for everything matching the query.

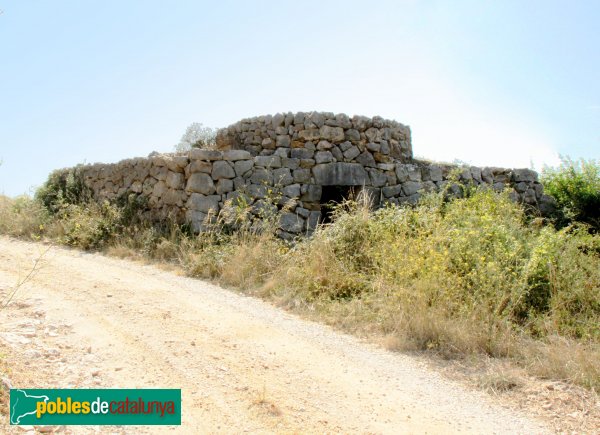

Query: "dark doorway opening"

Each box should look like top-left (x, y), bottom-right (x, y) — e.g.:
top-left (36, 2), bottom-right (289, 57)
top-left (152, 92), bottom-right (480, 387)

top-left (320, 185), bottom-right (362, 224)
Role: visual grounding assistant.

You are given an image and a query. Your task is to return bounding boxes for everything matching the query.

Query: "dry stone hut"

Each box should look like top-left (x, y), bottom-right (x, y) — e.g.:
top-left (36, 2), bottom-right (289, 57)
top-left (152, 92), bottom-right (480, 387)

top-left (75, 112), bottom-right (554, 239)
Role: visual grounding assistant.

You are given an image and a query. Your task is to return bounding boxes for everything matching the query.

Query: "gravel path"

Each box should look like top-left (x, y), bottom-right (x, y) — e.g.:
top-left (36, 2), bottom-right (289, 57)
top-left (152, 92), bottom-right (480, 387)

top-left (0, 237), bottom-right (549, 434)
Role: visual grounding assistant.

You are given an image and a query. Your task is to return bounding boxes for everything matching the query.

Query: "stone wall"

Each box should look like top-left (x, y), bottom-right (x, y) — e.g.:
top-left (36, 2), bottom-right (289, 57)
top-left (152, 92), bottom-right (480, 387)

top-left (215, 112), bottom-right (413, 163)
top-left (72, 112), bottom-right (553, 239)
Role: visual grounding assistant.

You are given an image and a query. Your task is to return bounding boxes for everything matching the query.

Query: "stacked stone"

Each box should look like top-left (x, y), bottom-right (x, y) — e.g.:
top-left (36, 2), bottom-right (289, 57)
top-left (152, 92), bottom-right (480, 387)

top-left (82, 154), bottom-right (190, 222)
top-left (182, 148), bottom-right (323, 238)
top-left (381, 161), bottom-right (550, 208)
top-left (216, 111), bottom-right (413, 163)
top-left (71, 113), bottom-right (553, 239)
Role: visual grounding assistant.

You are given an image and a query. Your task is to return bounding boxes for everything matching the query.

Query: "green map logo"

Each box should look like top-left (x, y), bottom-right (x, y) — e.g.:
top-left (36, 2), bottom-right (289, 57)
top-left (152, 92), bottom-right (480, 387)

top-left (9, 389), bottom-right (181, 426)
top-left (10, 390), bottom-right (50, 424)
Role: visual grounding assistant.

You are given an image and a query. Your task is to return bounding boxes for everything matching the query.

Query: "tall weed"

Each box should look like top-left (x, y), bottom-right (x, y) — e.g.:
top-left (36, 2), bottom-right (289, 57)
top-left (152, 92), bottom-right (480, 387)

top-left (1, 184), bottom-right (598, 390)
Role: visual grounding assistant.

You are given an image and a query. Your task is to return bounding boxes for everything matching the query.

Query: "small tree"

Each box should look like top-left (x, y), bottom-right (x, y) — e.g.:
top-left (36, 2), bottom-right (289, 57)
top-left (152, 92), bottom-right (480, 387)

top-left (174, 123), bottom-right (217, 152)
top-left (541, 156), bottom-right (600, 231)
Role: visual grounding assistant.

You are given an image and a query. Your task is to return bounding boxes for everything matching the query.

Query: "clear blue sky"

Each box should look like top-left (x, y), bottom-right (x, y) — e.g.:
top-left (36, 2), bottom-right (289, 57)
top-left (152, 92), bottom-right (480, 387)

top-left (1, 0), bottom-right (599, 196)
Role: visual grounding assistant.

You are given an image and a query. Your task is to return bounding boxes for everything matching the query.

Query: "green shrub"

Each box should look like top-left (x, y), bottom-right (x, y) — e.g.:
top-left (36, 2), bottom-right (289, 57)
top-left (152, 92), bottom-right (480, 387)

top-left (35, 166), bottom-right (92, 213)
top-left (3, 175), bottom-right (599, 390)
top-left (51, 201), bottom-right (123, 250)
top-left (269, 188), bottom-right (600, 353)
top-left (541, 157), bottom-right (600, 231)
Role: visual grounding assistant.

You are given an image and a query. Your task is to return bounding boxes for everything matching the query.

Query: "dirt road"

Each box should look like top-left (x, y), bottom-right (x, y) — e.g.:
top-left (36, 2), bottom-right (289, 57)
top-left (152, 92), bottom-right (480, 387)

top-left (0, 237), bottom-right (549, 434)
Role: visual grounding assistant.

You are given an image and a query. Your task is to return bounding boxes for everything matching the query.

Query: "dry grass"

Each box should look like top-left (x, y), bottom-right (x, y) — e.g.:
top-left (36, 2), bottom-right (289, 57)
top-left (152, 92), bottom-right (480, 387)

top-left (477, 365), bottom-right (524, 394)
top-left (1, 188), bottom-right (599, 393)
top-left (0, 195), bottom-right (48, 238)
top-left (519, 337), bottom-right (600, 391)
top-left (105, 243), bottom-right (140, 259)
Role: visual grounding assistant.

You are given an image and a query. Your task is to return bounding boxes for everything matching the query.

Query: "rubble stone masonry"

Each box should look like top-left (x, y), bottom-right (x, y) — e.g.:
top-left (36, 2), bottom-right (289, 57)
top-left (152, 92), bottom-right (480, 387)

top-left (68, 112), bottom-right (554, 239)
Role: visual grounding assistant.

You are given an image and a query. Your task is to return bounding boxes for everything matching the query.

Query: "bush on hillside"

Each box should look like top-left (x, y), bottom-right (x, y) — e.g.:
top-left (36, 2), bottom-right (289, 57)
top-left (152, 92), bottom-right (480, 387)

top-left (541, 157), bottom-right (600, 231)
top-left (276, 189), bottom-right (600, 347)
top-left (35, 166), bottom-right (92, 214)
top-left (2, 172), bottom-right (599, 390)
top-left (50, 201), bottom-right (123, 250)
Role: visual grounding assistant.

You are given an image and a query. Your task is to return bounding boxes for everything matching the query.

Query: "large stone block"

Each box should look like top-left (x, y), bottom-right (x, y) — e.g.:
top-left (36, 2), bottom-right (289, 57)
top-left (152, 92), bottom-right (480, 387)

top-left (223, 150), bottom-right (252, 161)
top-left (283, 183), bottom-right (301, 198)
top-left (130, 180), bottom-right (142, 193)
top-left (512, 168), bottom-right (538, 183)
top-left (331, 146), bottom-right (344, 161)
top-left (365, 127), bottom-right (380, 142)
top-left (216, 178), bottom-right (234, 194)
top-left (272, 113), bottom-right (285, 128)
top-left (369, 169), bottom-right (388, 187)
top-left (317, 140), bottom-right (333, 150)
top-left (234, 159), bottom-right (254, 177)
top-left (343, 146), bottom-right (360, 161)
top-left (312, 163), bottom-right (368, 186)
top-left (276, 135), bottom-right (291, 148)
top-left (189, 149), bottom-right (222, 161)
top-left (254, 155), bottom-right (282, 168)
top-left (334, 113), bottom-right (352, 128)
top-left (247, 184), bottom-right (268, 199)
top-left (382, 184), bottom-right (403, 198)
top-left (356, 151), bottom-right (377, 168)
top-left (352, 115), bottom-right (371, 131)
top-left (250, 168), bottom-right (273, 185)
top-left (481, 167), bottom-right (494, 184)
top-left (279, 212), bottom-right (305, 233)
top-left (186, 210), bottom-right (210, 233)
top-left (523, 188), bottom-right (537, 204)
top-left (261, 138), bottom-right (275, 149)
top-left (291, 148), bottom-right (314, 159)
top-left (422, 165), bottom-right (443, 182)
top-left (282, 157), bottom-right (300, 170)
top-left (188, 160), bottom-right (212, 174)
top-left (153, 166), bottom-right (168, 181)
top-left (514, 182), bottom-right (529, 193)
top-left (299, 129), bottom-right (321, 141)
top-left (407, 165), bottom-right (422, 181)
top-left (212, 161), bottom-right (236, 179)
top-left (315, 151), bottom-right (334, 164)
top-left (293, 168), bottom-right (311, 183)
top-left (162, 188), bottom-right (185, 206)
top-left (301, 184), bottom-right (322, 201)
top-left (299, 159), bottom-right (316, 168)
top-left (167, 156), bottom-right (189, 172)
top-left (402, 181), bottom-right (422, 196)
top-left (319, 125), bottom-right (345, 142)
top-left (470, 166), bottom-right (482, 182)
top-left (344, 129), bottom-right (360, 143)
top-left (366, 142), bottom-right (380, 153)
top-left (186, 172), bottom-right (216, 195)
top-left (273, 167), bottom-right (293, 186)
top-left (166, 171), bottom-right (185, 189)
top-left (274, 147), bottom-right (290, 158)
top-left (152, 180), bottom-right (167, 198)
top-left (187, 193), bottom-right (220, 214)
top-left (306, 112), bottom-right (325, 128)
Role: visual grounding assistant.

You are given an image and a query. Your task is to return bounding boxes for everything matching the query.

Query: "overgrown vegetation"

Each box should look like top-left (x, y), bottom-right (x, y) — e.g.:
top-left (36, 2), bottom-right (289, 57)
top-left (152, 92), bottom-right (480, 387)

top-left (34, 166), bottom-right (92, 213)
top-left (1, 164), bottom-right (599, 392)
top-left (542, 157), bottom-right (600, 232)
